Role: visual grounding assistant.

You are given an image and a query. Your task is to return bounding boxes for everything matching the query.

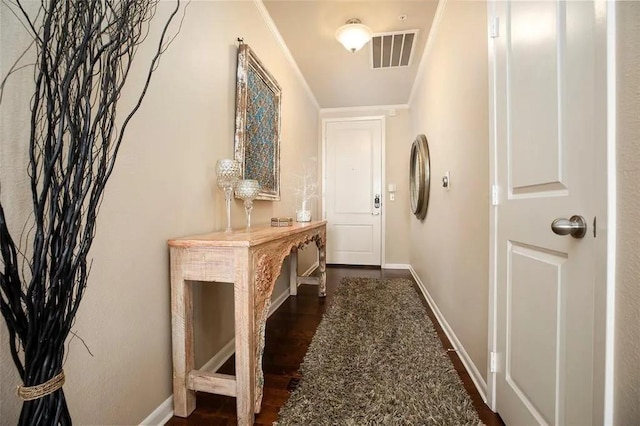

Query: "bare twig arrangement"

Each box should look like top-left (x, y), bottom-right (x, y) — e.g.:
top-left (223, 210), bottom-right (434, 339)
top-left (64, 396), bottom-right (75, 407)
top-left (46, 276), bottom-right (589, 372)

top-left (0, 1), bottom-right (180, 424)
top-left (293, 157), bottom-right (318, 213)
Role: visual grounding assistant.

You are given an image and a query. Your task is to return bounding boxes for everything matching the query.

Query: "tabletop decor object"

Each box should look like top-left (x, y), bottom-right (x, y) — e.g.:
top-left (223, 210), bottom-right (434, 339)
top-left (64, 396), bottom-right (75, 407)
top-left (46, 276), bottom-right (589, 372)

top-left (217, 159), bottom-right (242, 232)
top-left (234, 39), bottom-right (282, 201)
top-left (235, 179), bottom-right (261, 228)
top-left (294, 158), bottom-right (318, 222)
top-left (271, 217), bottom-right (293, 227)
top-left (296, 209), bottom-right (312, 222)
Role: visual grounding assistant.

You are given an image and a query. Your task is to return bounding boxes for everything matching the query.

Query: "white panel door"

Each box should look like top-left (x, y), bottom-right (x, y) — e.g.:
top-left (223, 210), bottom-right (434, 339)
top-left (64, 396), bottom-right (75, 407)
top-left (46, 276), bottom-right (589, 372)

top-left (492, 1), bottom-right (606, 425)
top-left (324, 119), bottom-right (382, 265)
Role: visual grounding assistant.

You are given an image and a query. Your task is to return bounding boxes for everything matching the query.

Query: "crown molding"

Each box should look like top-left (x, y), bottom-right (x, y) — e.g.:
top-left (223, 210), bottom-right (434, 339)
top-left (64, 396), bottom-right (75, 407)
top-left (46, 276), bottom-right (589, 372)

top-left (408, 0), bottom-right (449, 106)
top-left (320, 104), bottom-right (409, 114)
top-left (253, 0), bottom-right (320, 110)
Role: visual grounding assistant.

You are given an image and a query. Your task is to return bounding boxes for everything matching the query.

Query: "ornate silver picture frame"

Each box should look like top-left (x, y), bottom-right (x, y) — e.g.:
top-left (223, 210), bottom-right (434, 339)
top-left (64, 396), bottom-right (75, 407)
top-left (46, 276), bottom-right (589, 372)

top-left (234, 42), bottom-right (282, 201)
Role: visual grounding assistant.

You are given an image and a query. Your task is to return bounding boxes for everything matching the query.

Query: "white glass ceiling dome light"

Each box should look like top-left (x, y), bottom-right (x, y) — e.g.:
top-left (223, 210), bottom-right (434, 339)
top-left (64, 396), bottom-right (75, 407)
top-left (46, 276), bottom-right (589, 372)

top-left (335, 18), bottom-right (373, 53)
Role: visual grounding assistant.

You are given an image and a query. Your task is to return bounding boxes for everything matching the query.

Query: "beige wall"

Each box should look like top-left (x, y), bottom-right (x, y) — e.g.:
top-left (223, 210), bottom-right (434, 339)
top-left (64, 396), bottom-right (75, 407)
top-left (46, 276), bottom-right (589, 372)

top-left (408, 0), bottom-right (490, 385)
top-left (0, 1), bottom-right (318, 423)
top-left (319, 107), bottom-right (411, 265)
top-left (615, 3), bottom-right (640, 424)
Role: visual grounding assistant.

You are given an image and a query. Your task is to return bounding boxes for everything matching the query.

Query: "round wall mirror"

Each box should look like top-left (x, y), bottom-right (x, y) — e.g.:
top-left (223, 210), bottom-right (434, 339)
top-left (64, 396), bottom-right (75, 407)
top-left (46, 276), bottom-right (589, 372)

top-left (410, 134), bottom-right (430, 220)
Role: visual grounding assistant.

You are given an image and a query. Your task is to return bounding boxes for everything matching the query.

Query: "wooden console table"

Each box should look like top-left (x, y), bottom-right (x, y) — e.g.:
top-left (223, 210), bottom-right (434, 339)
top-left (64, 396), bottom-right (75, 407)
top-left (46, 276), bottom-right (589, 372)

top-left (167, 221), bottom-right (326, 424)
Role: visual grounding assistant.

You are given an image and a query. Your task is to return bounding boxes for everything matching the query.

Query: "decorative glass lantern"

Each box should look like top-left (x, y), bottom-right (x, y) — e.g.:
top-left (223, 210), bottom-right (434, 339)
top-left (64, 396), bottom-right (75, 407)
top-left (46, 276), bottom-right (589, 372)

top-left (235, 179), bottom-right (261, 228)
top-left (216, 159), bottom-right (242, 232)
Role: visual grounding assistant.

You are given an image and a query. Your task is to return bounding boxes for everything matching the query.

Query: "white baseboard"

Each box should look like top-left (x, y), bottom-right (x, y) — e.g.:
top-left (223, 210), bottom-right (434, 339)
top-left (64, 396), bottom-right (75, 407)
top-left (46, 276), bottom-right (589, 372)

top-left (382, 263), bottom-right (410, 269)
top-left (270, 286), bottom-right (292, 314)
top-left (408, 265), bottom-right (489, 403)
top-left (200, 338), bottom-right (236, 373)
top-left (140, 286), bottom-right (291, 425)
top-left (301, 261), bottom-right (319, 279)
top-left (140, 395), bottom-right (174, 426)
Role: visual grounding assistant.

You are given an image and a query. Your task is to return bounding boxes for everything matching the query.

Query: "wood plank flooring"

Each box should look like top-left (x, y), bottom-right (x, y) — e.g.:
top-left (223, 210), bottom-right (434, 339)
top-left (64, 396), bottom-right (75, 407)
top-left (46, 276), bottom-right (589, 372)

top-left (166, 266), bottom-right (504, 425)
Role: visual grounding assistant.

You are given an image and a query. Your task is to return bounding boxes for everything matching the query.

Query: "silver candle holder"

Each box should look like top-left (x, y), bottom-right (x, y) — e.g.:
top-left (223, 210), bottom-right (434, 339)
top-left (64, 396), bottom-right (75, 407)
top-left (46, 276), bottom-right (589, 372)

top-left (216, 159), bottom-right (242, 232)
top-left (235, 179), bottom-right (261, 228)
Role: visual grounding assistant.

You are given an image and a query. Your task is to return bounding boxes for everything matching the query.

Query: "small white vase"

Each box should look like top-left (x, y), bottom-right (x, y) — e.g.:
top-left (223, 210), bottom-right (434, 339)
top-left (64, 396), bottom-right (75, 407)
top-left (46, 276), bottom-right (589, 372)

top-left (296, 209), bottom-right (311, 222)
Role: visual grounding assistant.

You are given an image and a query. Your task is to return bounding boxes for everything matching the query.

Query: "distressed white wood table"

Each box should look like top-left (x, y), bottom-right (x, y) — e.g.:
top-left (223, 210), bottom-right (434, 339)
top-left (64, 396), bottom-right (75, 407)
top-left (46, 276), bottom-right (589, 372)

top-left (168, 221), bottom-right (327, 424)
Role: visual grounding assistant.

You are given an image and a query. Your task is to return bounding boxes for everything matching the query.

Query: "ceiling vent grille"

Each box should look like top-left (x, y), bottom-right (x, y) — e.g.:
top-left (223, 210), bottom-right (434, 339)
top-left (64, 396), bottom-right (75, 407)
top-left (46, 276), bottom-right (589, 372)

top-left (370, 30), bottom-right (418, 69)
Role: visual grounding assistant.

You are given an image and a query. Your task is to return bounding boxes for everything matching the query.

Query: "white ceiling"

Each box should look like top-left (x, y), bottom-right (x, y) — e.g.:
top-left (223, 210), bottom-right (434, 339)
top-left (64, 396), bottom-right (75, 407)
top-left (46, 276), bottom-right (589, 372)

top-left (263, 1), bottom-right (439, 109)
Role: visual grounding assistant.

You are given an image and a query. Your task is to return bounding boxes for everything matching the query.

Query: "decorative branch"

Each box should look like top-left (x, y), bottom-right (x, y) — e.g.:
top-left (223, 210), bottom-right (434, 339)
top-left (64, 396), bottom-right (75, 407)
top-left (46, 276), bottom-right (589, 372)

top-left (293, 157), bottom-right (318, 212)
top-left (0, 1), bottom-right (181, 424)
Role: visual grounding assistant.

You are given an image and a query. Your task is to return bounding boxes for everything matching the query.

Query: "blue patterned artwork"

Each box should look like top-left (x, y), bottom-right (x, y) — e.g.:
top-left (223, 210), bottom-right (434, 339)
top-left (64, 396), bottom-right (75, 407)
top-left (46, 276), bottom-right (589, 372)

top-left (234, 43), bottom-right (281, 201)
top-left (245, 65), bottom-right (276, 191)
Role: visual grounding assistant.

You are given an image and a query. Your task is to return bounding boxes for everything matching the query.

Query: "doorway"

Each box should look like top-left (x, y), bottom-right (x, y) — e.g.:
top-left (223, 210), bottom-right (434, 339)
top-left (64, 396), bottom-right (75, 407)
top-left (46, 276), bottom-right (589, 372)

top-left (488, 1), bottom-right (609, 424)
top-left (322, 117), bottom-right (384, 266)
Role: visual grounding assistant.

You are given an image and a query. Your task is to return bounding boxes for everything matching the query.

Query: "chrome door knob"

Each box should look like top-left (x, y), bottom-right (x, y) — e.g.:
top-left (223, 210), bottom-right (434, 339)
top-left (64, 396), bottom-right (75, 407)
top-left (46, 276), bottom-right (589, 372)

top-left (551, 215), bottom-right (587, 239)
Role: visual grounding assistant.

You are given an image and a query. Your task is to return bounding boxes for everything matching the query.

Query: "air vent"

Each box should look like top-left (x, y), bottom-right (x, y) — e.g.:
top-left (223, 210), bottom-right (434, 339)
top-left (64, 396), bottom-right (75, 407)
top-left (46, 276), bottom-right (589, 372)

top-left (371, 30), bottom-right (418, 69)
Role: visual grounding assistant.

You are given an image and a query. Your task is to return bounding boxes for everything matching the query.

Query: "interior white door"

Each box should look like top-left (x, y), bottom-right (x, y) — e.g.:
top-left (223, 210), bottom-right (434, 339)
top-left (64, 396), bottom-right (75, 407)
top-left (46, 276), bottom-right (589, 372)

top-left (492, 1), bottom-right (606, 425)
top-left (324, 118), bottom-right (382, 265)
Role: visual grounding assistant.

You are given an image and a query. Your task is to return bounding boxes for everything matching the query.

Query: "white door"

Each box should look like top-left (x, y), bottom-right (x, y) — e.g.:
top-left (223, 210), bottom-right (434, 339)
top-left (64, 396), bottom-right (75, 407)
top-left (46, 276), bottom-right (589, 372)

top-left (323, 118), bottom-right (382, 265)
top-left (492, 1), bottom-right (606, 425)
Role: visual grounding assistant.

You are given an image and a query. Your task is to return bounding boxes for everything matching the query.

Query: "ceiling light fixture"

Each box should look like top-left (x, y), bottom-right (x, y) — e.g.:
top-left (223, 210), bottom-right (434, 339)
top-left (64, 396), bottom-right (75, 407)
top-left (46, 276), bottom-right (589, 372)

top-left (335, 18), bottom-right (373, 53)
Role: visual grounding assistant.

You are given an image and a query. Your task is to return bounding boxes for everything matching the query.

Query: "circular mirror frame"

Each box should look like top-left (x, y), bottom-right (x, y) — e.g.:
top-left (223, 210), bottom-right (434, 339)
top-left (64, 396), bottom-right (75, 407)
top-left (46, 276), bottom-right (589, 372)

top-left (410, 134), bottom-right (430, 220)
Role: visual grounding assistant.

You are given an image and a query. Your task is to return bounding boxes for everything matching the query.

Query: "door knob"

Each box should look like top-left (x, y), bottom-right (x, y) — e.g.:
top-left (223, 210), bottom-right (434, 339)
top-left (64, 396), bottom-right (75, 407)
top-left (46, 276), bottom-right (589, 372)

top-left (551, 215), bottom-right (587, 239)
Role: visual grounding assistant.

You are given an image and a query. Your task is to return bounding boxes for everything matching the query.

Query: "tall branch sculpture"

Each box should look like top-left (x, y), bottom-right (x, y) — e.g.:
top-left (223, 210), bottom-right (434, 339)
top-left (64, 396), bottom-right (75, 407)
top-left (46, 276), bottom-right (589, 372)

top-left (0, 1), bottom-right (180, 424)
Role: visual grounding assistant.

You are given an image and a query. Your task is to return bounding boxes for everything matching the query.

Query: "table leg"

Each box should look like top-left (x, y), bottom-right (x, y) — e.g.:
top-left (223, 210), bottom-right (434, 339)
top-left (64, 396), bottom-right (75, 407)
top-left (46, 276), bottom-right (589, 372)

top-left (318, 241), bottom-right (327, 297)
top-left (234, 248), bottom-right (256, 425)
top-left (170, 248), bottom-right (196, 417)
top-left (289, 248), bottom-right (298, 296)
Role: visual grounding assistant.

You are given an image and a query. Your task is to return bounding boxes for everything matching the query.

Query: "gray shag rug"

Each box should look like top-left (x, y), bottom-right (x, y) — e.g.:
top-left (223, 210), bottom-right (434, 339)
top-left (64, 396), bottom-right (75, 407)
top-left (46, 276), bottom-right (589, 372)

top-left (276, 277), bottom-right (483, 425)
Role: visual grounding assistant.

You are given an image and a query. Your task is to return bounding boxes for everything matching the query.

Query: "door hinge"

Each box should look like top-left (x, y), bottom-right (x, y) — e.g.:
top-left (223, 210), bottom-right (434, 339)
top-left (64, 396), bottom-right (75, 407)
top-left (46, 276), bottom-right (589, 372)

top-left (491, 185), bottom-right (499, 206)
top-left (490, 352), bottom-right (498, 373)
top-left (490, 17), bottom-right (500, 38)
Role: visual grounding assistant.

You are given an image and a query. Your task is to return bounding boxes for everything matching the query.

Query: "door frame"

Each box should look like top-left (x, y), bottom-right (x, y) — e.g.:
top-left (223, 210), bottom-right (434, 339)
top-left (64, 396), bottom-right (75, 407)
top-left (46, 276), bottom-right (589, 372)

top-left (321, 116), bottom-right (386, 266)
top-left (485, 1), bottom-right (616, 422)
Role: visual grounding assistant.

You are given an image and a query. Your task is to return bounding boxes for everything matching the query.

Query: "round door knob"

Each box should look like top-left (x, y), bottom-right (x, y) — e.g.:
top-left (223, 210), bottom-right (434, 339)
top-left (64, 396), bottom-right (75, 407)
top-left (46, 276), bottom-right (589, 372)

top-left (551, 215), bottom-right (587, 239)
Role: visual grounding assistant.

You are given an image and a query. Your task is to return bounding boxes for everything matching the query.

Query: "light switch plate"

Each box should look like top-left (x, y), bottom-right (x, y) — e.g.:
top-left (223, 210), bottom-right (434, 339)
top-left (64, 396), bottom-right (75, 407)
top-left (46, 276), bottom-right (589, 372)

top-left (443, 171), bottom-right (451, 191)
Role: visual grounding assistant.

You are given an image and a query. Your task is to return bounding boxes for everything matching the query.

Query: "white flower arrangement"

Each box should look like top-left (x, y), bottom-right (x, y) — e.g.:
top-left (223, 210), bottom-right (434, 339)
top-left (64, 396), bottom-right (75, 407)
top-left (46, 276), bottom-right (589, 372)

top-left (293, 157), bottom-right (318, 221)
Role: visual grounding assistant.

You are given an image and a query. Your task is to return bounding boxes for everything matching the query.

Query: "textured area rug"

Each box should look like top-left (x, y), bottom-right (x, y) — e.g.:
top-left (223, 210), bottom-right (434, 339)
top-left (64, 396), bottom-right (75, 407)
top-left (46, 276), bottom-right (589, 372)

top-left (276, 277), bottom-right (483, 425)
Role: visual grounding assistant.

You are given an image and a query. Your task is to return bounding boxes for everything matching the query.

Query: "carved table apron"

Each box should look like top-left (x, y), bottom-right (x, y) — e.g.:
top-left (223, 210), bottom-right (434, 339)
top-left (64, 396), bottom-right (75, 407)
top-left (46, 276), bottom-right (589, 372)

top-left (168, 221), bottom-right (327, 425)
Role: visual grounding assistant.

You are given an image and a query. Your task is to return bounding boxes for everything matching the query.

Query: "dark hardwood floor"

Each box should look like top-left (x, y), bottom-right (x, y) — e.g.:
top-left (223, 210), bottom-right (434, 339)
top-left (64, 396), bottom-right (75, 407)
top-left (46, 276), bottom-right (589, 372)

top-left (166, 266), bottom-right (504, 425)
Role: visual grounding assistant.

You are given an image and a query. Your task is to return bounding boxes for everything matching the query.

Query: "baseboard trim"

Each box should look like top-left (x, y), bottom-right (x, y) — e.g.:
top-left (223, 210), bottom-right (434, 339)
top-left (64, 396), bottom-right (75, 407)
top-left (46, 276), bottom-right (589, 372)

top-left (382, 263), bottom-right (410, 269)
top-left (200, 339), bottom-right (236, 373)
top-left (408, 265), bottom-right (489, 404)
top-left (301, 261), bottom-right (319, 279)
top-left (140, 286), bottom-right (291, 425)
top-left (140, 395), bottom-right (173, 426)
top-left (270, 286), bottom-right (292, 315)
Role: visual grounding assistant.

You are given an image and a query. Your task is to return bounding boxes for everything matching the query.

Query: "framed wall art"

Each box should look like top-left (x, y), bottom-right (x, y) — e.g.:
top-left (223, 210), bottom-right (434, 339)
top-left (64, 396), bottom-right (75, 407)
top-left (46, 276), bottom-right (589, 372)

top-left (234, 41), bottom-right (282, 201)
